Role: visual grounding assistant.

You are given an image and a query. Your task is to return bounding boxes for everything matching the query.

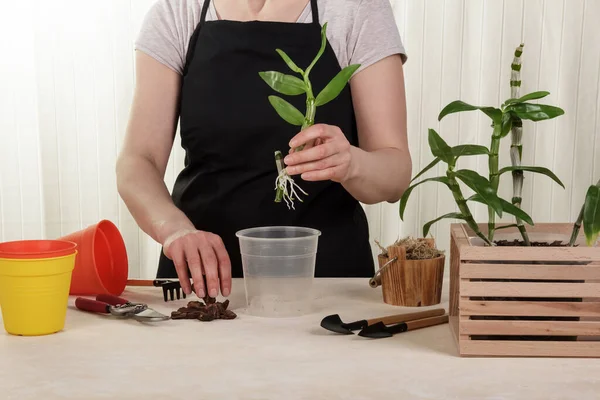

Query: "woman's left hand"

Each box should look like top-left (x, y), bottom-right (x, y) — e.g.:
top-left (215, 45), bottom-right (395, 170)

top-left (283, 124), bottom-right (356, 183)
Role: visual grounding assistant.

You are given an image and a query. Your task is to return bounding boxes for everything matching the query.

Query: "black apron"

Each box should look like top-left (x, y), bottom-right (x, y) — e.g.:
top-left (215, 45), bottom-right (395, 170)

top-left (157, 0), bottom-right (374, 279)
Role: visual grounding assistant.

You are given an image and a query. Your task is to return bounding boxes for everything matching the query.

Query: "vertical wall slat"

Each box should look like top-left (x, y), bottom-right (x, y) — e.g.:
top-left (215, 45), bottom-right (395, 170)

top-left (496, 0), bottom-right (524, 212)
top-left (551, 0), bottom-right (586, 223)
top-left (569, 0), bottom-right (600, 222)
top-left (530, 0), bottom-right (563, 223)
top-left (519, 0), bottom-right (545, 219)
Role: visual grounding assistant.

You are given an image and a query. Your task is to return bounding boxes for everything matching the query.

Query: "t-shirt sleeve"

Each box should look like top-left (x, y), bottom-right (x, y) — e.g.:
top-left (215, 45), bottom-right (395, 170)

top-left (347, 0), bottom-right (407, 74)
top-left (134, 0), bottom-right (187, 75)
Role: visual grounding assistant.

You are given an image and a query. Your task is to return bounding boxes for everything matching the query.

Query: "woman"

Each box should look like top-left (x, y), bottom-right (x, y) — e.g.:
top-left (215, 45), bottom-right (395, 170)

top-left (116, 0), bottom-right (411, 300)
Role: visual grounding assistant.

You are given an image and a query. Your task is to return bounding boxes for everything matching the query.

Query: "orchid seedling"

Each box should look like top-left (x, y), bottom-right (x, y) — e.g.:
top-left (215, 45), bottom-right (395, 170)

top-left (259, 22), bottom-right (360, 209)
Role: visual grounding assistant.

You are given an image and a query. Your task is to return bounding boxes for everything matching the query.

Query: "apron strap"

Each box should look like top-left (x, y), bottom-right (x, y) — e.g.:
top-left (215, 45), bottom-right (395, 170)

top-left (310, 0), bottom-right (319, 25)
top-left (200, 0), bottom-right (211, 24)
top-left (183, 0), bottom-right (211, 77)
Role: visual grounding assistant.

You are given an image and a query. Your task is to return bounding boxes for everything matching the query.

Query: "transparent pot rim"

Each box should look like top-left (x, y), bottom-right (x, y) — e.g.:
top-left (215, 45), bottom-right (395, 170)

top-left (235, 226), bottom-right (321, 241)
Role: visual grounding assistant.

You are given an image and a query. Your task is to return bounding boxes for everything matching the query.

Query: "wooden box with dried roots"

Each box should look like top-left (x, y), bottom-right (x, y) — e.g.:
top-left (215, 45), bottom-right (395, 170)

top-left (450, 223), bottom-right (600, 358)
top-left (371, 238), bottom-right (445, 307)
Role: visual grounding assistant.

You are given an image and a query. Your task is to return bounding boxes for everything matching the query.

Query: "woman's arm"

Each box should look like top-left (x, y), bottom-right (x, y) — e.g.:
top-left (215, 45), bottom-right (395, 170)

top-left (284, 54), bottom-right (412, 204)
top-left (116, 52), bottom-right (188, 244)
top-left (116, 51), bottom-right (231, 298)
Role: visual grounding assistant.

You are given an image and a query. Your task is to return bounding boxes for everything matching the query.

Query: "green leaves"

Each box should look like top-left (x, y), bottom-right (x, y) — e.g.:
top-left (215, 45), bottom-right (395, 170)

top-left (504, 91), bottom-right (550, 106)
top-left (275, 49), bottom-right (303, 74)
top-left (438, 101), bottom-right (502, 125)
top-left (399, 177), bottom-right (451, 219)
top-left (468, 194), bottom-right (533, 225)
top-left (315, 64), bottom-right (360, 106)
top-left (423, 213), bottom-right (467, 237)
top-left (451, 145), bottom-right (490, 157)
top-left (259, 71), bottom-right (306, 95)
top-left (305, 22), bottom-right (328, 78)
top-left (454, 170), bottom-right (503, 217)
top-left (428, 129), bottom-right (453, 163)
top-left (411, 157), bottom-right (441, 183)
top-left (505, 102), bottom-right (565, 121)
top-left (268, 96), bottom-right (304, 126)
top-left (500, 112), bottom-right (513, 138)
top-left (497, 166), bottom-right (564, 188)
top-left (583, 185), bottom-right (600, 246)
top-left (410, 135), bottom-right (489, 183)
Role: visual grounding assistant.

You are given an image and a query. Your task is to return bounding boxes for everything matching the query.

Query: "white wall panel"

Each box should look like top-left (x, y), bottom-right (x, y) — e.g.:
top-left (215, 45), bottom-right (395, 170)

top-left (1, 0), bottom-right (599, 279)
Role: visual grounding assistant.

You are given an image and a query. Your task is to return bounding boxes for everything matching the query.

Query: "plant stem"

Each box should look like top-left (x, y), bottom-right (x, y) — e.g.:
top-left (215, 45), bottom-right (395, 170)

top-left (569, 177), bottom-right (600, 246)
top-left (487, 128), bottom-right (501, 243)
top-left (274, 80), bottom-right (316, 201)
top-left (274, 151), bottom-right (285, 202)
top-left (509, 43), bottom-right (530, 245)
top-left (447, 168), bottom-right (493, 246)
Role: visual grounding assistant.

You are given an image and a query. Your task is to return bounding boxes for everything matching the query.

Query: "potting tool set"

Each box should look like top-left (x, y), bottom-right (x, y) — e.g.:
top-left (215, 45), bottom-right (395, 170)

top-left (75, 294), bottom-right (170, 322)
top-left (320, 308), bottom-right (448, 339)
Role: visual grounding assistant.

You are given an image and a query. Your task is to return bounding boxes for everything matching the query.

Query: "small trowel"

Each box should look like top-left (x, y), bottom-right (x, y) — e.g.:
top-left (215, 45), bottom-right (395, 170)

top-left (358, 313), bottom-right (449, 339)
top-left (320, 308), bottom-right (446, 335)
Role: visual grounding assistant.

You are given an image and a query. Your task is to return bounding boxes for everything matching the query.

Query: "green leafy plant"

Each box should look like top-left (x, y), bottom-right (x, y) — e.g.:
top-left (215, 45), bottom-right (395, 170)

top-left (259, 22), bottom-right (360, 209)
top-left (399, 41), bottom-right (598, 246)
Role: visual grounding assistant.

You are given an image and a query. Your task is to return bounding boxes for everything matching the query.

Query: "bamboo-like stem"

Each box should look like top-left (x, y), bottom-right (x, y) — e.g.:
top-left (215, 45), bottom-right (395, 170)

top-left (273, 78), bottom-right (316, 202)
top-left (487, 127), bottom-right (501, 243)
top-left (569, 177), bottom-right (600, 246)
top-left (447, 167), bottom-right (493, 246)
top-left (509, 43), bottom-right (530, 245)
top-left (274, 151), bottom-right (285, 202)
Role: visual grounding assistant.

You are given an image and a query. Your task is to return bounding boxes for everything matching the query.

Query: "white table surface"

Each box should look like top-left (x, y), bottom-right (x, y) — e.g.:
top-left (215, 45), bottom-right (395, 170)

top-left (1, 278), bottom-right (599, 400)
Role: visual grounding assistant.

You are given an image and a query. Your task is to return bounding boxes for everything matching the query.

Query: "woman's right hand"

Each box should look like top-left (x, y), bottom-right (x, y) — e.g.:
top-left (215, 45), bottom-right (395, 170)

top-left (162, 229), bottom-right (232, 298)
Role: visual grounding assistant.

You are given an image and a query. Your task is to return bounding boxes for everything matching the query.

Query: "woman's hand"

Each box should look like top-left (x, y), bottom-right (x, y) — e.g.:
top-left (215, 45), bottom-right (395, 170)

top-left (283, 124), bottom-right (357, 183)
top-left (162, 228), bottom-right (232, 299)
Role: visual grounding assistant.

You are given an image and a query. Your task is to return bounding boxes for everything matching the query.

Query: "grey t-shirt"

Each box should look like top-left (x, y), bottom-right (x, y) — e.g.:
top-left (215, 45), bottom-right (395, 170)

top-left (135, 0), bottom-right (407, 76)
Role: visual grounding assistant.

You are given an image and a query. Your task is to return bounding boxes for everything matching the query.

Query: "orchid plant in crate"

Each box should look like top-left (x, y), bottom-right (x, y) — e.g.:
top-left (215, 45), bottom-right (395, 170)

top-left (400, 43), bottom-right (600, 247)
top-left (259, 23), bottom-right (360, 209)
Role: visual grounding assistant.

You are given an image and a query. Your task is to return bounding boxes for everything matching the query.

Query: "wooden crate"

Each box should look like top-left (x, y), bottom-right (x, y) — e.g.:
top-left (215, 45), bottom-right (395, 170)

top-left (449, 223), bottom-right (600, 358)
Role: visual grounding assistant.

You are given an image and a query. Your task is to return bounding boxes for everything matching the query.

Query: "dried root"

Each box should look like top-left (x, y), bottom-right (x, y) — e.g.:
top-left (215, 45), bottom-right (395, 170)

top-left (171, 298), bottom-right (237, 321)
top-left (376, 237), bottom-right (444, 260)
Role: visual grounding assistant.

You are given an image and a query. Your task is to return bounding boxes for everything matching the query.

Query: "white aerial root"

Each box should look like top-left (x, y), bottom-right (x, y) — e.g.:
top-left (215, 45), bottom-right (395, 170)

top-left (275, 169), bottom-right (308, 210)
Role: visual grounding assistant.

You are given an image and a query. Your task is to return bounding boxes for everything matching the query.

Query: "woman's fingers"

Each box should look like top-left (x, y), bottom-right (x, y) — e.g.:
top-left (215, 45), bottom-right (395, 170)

top-left (169, 241), bottom-right (193, 295)
top-left (301, 165), bottom-right (348, 182)
top-left (285, 152), bottom-right (347, 177)
top-left (289, 124), bottom-right (335, 149)
top-left (209, 234), bottom-right (232, 297)
top-left (184, 239), bottom-right (206, 298)
top-left (163, 230), bottom-right (232, 298)
top-left (284, 142), bottom-right (337, 169)
top-left (196, 232), bottom-right (220, 298)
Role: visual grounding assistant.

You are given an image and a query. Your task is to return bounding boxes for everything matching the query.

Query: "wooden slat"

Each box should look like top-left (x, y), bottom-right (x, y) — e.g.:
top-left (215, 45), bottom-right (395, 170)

top-left (449, 316), bottom-right (460, 345)
top-left (459, 222), bottom-right (589, 238)
top-left (460, 340), bottom-right (600, 357)
top-left (460, 264), bottom-right (600, 280)
top-left (460, 246), bottom-right (600, 262)
top-left (451, 222), bottom-right (600, 262)
top-left (461, 320), bottom-right (600, 336)
top-left (449, 232), bottom-right (461, 318)
top-left (459, 300), bottom-right (600, 317)
top-left (461, 281), bottom-right (600, 298)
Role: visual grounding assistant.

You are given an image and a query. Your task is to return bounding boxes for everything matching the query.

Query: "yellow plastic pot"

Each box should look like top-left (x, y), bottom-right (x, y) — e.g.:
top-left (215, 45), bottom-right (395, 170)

top-left (0, 240), bottom-right (77, 336)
